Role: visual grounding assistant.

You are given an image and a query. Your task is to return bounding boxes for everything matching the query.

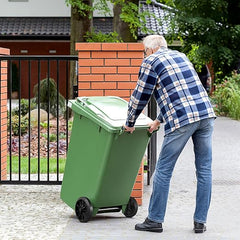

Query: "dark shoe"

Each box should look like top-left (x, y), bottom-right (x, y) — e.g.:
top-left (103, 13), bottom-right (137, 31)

top-left (135, 218), bottom-right (163, 232)
top-left (194, 221), bottom-right (206, 233)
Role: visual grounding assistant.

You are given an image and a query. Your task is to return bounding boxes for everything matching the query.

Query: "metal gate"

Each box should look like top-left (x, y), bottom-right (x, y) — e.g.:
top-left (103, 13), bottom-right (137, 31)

top-left (146, 97), bottom-right (157, 185)
top-left (0, 54), bottom-right (157, 185)
top-left (0, 55), bottom-right (78, 184)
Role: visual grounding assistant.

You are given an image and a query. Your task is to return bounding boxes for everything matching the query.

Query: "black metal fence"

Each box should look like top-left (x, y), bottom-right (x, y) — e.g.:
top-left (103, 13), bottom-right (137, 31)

top-left (146, 97), bottom-right (157, 185)
top-left (0, 55), bottom-right (78, 184)
top-left (0, 55), bottom-right (157, 185)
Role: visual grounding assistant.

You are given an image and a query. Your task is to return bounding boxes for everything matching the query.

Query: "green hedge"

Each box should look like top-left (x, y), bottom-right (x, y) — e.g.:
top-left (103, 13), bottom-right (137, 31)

top-left (212, 73), bottom-right (240, 120)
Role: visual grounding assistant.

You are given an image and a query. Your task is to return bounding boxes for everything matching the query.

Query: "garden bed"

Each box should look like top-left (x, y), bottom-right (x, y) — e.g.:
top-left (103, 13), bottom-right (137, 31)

top-left (8, 117), bottom-right (71, 159)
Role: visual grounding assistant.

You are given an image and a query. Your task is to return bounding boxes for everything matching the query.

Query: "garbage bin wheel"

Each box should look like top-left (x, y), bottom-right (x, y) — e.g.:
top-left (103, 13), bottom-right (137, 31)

top-left (123, 197), bottom-right (138, 218)
top-left (75, 197), bottom-right (93, 223)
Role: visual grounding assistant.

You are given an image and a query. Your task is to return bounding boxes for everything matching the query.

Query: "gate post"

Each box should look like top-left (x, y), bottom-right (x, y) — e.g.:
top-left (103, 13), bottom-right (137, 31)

top-left (0, 47), bottom-right (9, 181)
top-left (76, 43), bottom-right (145, 205)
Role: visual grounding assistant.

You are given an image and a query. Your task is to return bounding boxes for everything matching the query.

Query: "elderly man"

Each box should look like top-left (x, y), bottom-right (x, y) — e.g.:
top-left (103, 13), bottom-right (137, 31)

top-left (124, 35), bottom-right (215, 233)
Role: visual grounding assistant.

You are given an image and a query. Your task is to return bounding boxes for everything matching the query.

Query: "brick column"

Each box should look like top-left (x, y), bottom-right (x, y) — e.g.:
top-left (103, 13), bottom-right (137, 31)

top-left (0, 47), bottom-right (10, 181)
top-left (76, 43), bottom-right (145, 205)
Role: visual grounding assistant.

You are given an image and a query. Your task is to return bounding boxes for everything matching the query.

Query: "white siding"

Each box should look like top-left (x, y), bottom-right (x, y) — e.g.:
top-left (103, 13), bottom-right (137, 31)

top-left (0, 0), bottom-right (113, 17)
top-left (0, 0), bottom-right (71, 17)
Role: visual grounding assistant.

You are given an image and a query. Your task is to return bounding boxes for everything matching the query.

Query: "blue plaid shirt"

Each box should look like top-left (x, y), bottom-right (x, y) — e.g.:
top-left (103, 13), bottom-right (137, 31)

top-left (126, 47), bottom-right (216, 135)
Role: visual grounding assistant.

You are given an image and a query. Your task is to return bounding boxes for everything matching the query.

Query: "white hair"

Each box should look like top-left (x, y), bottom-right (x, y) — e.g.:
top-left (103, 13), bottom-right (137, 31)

top-left (142, 35), bottom-right (168, 50)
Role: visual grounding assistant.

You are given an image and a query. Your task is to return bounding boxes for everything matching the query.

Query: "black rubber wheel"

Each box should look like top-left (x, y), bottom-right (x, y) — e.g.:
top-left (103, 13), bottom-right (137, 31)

top-left (123, 197), bottom-right (138, 218)
top-left (75, 197), bottom-right (93, 222)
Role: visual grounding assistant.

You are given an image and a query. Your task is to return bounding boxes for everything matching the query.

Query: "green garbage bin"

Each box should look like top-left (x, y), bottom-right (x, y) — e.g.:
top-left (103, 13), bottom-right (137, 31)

top-left (61, 96), bottom-right (153, 222)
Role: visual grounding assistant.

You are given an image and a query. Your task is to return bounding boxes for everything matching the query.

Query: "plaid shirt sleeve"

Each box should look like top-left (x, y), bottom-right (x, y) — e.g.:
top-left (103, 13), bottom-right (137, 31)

top-left (125, 60), bottom-right (158, 127)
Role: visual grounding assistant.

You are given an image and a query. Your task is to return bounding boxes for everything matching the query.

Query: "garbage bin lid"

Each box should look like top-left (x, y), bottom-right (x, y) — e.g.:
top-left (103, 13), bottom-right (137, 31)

top-left (76, 96), bottom-right (152, 128)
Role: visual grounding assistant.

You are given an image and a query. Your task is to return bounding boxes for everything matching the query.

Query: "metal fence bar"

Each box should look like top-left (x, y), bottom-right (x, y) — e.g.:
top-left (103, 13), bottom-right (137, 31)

top-left (66, 60), bottom-right (69, 151)
top-left (47, 60), bottom-right (50, 182)
top-left (56, 60), bottom-right (59, 181)
top-left (37, 60), bottom-right (41, 182)
top-left (9, 60), bottom-right (12, 181)
top-left (18, 60), bottom-right (21, 181)
top-left (28, 60), bottom-right (31, 181)
top-left (147, 97), bottom-right (158, 185)
top-left (1, 181), bottom-right (62, 185)
top-left (0, 56), bottom-right (77, 60)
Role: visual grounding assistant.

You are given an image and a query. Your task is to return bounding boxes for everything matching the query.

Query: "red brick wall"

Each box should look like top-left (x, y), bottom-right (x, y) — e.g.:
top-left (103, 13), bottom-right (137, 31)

top-left (76, 42), bottom-right (145, 205)
top-left (0, 47), bottom-right (10, 181)
top-left (76, 43), bottom-right (143, 99)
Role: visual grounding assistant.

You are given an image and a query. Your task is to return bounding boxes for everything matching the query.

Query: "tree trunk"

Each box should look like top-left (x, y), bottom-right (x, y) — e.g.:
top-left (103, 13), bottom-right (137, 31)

top-left (69, 3), bottom-right (93, 100)
top-left (113, 0), bottom-right (138, 42)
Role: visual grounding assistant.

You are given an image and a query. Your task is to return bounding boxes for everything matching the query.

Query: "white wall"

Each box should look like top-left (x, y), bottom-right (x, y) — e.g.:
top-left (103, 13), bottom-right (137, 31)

top-left (0, 0), bottom-right (113, 17)
top-left (0, 0), bottom-right (71, 17)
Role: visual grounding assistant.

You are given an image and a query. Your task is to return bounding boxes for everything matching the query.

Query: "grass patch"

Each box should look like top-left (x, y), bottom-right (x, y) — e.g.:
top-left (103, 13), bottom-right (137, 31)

top-left (7, 156), bottom-right (66, 174)
top-left (144, 157), bottom-right (148, 173)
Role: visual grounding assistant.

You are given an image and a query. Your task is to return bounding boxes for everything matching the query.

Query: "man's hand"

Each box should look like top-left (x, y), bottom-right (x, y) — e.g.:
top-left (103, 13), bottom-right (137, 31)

top-left (123, 125), bottom-right (135, 134)
top-left (148, 120), bottom-right (160, 133)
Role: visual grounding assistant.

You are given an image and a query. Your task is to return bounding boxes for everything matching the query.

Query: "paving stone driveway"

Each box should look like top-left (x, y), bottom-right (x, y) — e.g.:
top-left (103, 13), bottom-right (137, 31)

top-left (0, 117), bottom-right (240, 240)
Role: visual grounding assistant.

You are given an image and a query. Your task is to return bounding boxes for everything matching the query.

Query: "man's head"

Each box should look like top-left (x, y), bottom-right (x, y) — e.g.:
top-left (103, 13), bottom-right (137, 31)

top-left (143, 35), bottom-right (168, 57)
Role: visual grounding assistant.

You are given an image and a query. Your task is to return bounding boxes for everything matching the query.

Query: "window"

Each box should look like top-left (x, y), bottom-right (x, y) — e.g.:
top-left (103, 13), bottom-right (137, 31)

top-left (49, 50), bottom-right (57, 54)
top-left (20, 50), bottom-right (28, 54)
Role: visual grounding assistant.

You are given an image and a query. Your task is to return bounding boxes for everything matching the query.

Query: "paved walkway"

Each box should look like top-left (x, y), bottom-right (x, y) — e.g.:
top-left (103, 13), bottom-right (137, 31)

top-left (0, 117), bottom-right (240, 240)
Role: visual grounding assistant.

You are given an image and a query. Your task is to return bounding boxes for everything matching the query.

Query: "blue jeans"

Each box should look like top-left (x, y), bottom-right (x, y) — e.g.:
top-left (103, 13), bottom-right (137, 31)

top-left (148, 118), bottom-right (214, 224)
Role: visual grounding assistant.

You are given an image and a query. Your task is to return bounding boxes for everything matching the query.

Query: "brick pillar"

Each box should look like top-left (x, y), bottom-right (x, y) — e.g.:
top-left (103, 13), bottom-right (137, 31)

top-left (0, 47), bottom-right (10, 181)
top-left (76, 43), bottom-right (145, 205)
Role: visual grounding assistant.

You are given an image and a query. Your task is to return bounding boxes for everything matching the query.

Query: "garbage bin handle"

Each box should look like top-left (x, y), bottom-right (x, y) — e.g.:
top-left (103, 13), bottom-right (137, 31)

top-left (120, 126), bottom-right (137, 135)
top-left (148, 127), bottom-right (160, 136)
top-left (120, 126), bottom-right (159, 136)
top-left (120, 126), bottom-right (131, 135)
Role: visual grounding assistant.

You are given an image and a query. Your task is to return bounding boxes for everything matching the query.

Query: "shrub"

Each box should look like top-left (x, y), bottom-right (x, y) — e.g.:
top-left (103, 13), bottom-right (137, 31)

top-left (12, 99), bottom-right (36, 117)
top-left (40, 122), bottom-right (53, 129)
top-left (59, 132), bottom-right (66, 139)
top-left (85, 30), bottom-right (122, 43)
top-left (68, 120), bottom-right (73, 131)
top-left (8, 115), bottom-right (28, 136)
top-left (212, 73), bottom-right (240, 120)
top-left (41, 133), bottom-right (57, 142)
top-left (33, 78), bottom-right (66, 117)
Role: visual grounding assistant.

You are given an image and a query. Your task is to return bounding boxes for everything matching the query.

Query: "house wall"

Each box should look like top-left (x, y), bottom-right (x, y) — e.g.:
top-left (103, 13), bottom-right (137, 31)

top-left (0, 41), bottom-right (70, 98)
top-left (76, 42), bottom-right (145, 205)
top-left (0, 0), bottom-right (70, 17)
top-left (0, 0), bottom-right (113, 17)
top-left (0, 47), bottom-right (9, 181)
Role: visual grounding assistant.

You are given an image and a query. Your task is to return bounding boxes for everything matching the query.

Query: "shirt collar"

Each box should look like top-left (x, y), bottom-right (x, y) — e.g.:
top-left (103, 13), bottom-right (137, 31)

top-left (158, 47), bottom-right (168, 52)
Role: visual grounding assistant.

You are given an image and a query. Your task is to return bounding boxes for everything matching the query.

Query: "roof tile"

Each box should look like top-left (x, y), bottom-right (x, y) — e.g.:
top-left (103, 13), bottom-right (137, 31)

top-left (0, 17), bottom-right (113, 39)
top-left (138, 0), bottom-right (174, 38)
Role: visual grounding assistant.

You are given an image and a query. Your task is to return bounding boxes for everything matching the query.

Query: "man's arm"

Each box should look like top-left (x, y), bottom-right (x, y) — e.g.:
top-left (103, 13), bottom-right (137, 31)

top-left (125, 60), bottom-right (158, 131)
